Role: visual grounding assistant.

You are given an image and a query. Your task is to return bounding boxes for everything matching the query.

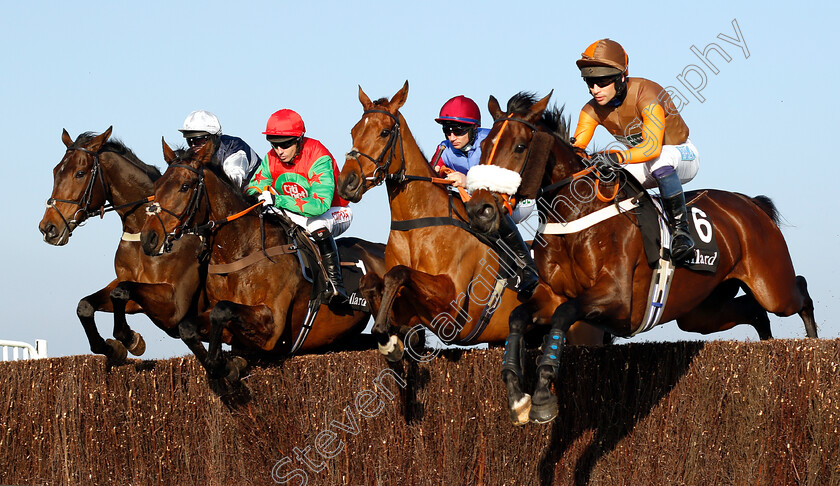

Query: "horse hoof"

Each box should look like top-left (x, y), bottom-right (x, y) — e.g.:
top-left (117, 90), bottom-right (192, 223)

top-left (377, 335), bottom-right (404, 362)
top-left (509, 394), bottom-right (532, 426)
top-left (127, 331), bottom-right (146, 356)
top-left (231, 356), bottom-right (248, 374)
top-left (105, 338), bottom-right (128, 364)
top-left (529, 400), bottom-right (559, 424)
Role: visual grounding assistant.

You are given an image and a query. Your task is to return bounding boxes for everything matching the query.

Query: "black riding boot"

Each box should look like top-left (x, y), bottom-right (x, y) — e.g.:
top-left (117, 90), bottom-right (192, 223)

top-left (312, 228), bottom-right (349, 303)
top-left (497, 214), bottom-right (540, 299)
top-left (655, 169), bottom-right (695, 263)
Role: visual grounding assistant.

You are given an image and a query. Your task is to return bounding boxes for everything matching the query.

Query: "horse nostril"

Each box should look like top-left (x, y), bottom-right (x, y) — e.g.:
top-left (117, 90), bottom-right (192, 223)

top-left (40, 223), bottom-right (56, 239)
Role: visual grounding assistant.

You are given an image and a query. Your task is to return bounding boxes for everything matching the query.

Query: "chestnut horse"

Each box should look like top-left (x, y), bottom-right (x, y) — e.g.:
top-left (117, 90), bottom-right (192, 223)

top-left (335, 82), bottom-right (605, 362)
top-left (139, 139), bottom-right (386, 388)
top-left (39, 127), bottom-right (204, 363)
top-left (465, 92), bottom-right (818, 424)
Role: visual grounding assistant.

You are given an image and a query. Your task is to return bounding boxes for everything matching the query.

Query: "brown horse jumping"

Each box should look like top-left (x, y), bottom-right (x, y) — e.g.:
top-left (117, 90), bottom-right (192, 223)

top-left (465, 92), bottom-right (818, 424)
top-left (139, 139), bottom-right (386, 389)
top-left (335, 82), bottom-right (605, 363)
top-left (39, 127), bottom-right (205, 363)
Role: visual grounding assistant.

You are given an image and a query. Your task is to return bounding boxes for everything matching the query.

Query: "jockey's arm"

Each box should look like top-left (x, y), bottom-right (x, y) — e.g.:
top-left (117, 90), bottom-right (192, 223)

top-left (273, 155), bottom-right (335, 217)
top-left (572, 110), bottom-right (598, 150)
top-left (613, 102), bottom-right (666, 164)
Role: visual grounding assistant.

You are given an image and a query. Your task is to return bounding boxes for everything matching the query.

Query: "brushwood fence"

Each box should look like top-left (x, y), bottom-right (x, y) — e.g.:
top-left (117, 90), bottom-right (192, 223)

top-left (1, 340), bottom-right (839, 485)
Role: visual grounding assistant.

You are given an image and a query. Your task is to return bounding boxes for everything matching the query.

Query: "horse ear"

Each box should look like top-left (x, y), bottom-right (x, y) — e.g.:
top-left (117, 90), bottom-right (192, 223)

top-left (488, 95), bottom-right (503, 121)
top-left (61, 129), bottom-right (73, 148)
top-left (162, 137), bottom-right (177, 165)
top-left (527, 90), bottom-right (554, 122)
top-left (358, 85), bottom-right (373, 110)
top-left (196, 138), bottom-right (215, 165)
top-left (388, 80), bottom-right (409, 112)
top-left (88, 126), bottom-right (113, 152)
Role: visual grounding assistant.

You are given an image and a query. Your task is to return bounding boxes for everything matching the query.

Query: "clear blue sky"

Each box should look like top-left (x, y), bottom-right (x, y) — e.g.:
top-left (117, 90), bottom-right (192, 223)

top-left (2, 1), bottom-right (837, 358)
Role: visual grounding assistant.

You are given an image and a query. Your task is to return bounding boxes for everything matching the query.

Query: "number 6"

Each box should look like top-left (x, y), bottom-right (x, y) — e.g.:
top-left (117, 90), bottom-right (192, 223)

top-left (691, 207), bottom-right (713, 244)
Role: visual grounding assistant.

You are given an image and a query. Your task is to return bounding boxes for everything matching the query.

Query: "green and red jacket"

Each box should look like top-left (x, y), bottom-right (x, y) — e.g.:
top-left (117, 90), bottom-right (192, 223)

top-left (246, 138), bottom-right (348, 217)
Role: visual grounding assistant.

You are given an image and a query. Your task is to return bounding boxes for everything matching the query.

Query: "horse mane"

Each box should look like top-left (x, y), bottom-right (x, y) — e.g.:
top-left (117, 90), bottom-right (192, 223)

top-left (505, 92), bottom-right (574, 147)
top-left (74, 132), bottom-right (162, 181)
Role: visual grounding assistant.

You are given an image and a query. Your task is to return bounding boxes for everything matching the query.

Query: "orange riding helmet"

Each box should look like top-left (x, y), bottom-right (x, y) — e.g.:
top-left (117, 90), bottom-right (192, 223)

top-left (576, 39), bottom-right (629, 78)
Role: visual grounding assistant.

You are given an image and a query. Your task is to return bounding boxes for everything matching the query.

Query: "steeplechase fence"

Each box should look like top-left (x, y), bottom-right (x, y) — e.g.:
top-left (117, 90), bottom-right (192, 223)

top-left (0, 339), bottom-right (839, 485)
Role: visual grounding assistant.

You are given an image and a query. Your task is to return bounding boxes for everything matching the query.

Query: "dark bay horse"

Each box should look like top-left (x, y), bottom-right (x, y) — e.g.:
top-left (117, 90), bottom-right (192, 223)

top-left (465, 92), bottom-right (818, 424)
top-left (39, 127), bottom-right (205, 363)
top-left (139, 139), bottom-right (386, 387)
top-left (335, 82), bottom-right (605, 363)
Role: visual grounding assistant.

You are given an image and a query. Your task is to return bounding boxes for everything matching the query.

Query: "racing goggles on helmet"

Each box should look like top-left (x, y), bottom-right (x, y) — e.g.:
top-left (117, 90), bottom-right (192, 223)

top-left (187, 135), bottom-right (212, 147)
top-left (441, 123), bottom-right (471, 137)
top-left (270, 137), bottom-right (299, 150)
top-left (584, 75), bottom-right (621, 89)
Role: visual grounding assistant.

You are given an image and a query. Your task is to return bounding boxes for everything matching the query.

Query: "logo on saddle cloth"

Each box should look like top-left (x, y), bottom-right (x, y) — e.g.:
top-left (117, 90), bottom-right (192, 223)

top-left (637, 192), bottom-right (720, 273)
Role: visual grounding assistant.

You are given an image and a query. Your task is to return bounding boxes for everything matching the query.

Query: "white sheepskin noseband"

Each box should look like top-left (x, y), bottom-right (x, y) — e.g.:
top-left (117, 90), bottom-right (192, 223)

top-left (466, 164), bottom-right (522, 196)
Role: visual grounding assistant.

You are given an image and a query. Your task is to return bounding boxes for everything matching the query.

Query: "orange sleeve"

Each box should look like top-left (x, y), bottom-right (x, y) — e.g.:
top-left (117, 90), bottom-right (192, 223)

top-left (572, 109), bottom-right (598, 150)
top-left (618, 103), bottom-right (666, 164)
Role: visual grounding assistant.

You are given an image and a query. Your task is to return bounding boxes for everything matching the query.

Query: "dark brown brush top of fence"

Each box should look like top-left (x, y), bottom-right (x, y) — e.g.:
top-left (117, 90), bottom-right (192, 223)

top-left (1, 340), bottom-right (839, 485)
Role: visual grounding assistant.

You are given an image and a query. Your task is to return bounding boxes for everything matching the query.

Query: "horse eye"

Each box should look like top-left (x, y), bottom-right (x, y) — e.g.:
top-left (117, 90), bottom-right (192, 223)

top-left (179, 183), bottom-right (191, 192)
top-left (74, 170), bottom-right (86, 178)
top-left (514, 144), bottom-right (527, 154)
top-left (380, 129), bottom-right (391, 138)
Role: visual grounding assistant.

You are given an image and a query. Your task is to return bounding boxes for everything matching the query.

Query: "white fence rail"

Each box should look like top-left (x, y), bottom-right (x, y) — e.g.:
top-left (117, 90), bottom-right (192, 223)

top-left (0, 339), bottom-right (48, 361)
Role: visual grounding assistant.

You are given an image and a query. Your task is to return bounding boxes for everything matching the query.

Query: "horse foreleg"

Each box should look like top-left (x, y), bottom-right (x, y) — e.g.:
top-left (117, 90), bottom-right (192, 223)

top-left (530, 299), bottom-right (580, 424)
top-left (76, 279), bottom-right (129, 364)
top-left (109, 282), bottom-right (149, 357)
top-left (372, 265), bottom-right (456, 361)
top-left (502, 304), bottom-right (531, 426)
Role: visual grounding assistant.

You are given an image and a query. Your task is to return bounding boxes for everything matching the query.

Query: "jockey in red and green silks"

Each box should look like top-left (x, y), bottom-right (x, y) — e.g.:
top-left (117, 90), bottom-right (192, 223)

top-left (247, 108), bottom-right (352, 303)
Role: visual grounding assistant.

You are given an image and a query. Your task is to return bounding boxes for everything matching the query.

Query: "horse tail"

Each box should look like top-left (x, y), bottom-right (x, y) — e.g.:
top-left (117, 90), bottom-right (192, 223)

top-left (750, 194), bottom-right (781, 226)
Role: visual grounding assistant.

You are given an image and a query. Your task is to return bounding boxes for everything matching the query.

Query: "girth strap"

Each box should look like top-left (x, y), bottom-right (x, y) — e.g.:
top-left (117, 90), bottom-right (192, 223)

top-left (390, 216), bottom-right (473, 233)
top-left (207, 244), bottom-right (297, 274)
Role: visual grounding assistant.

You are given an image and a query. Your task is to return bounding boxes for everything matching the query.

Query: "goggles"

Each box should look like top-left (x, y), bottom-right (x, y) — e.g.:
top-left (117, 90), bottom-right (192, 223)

top-left (584, 75), bottom-right (620, 89)
top-left (442, 124), bottom-right (471, 137)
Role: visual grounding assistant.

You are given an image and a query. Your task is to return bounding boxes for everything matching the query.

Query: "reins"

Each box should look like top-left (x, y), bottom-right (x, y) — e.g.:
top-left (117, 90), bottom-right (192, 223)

top-left (487, 114), bottom-right (619, 210)
top-left (146, 163), bottom-right (262, 253)
top-left (346, 109), bottom-right (465, 196)
top-left (46, 145), bottom-right (155, 236)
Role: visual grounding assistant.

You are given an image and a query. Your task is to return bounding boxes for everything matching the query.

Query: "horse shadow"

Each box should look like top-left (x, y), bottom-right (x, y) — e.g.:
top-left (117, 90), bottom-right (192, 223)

top-left (535, 341), bottom-right (705, 485)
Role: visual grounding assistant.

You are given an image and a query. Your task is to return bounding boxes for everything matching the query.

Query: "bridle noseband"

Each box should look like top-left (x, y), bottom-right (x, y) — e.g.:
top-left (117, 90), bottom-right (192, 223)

top-left (145, 163), bottom-right (208, 253)
top-left (46, 146), bottom-right (111, 235)
top-left (345, 109), bottom-right (406, 189)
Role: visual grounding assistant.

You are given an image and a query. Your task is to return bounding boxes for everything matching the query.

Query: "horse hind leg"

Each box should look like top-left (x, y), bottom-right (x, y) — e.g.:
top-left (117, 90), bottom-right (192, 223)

top-left (678, 281), bottom-right (773, 340)
top-left (796, 276), bottom-right (818, 338)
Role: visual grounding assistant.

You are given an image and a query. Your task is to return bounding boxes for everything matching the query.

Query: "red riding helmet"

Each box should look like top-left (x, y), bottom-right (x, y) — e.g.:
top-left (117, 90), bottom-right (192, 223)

top-left (263, 109), bottom-right (306, 137)
top-left (435, 95), bottom-right (481, 126)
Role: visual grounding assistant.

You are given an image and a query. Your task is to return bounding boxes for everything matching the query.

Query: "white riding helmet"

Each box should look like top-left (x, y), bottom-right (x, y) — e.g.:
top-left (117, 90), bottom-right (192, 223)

top-left (179, 110), bottom-right (222, 136)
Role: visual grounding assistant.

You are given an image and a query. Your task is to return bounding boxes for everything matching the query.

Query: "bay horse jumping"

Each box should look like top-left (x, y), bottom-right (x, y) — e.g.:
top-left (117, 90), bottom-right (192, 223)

top-left (335, 82), bottom-right (605, 362)
top-left (139, 139), bottom-right (386, 388)
top-left (465, 92), bottom-right (818, 424)
top-left (39, 127), bottom-right (205, 363)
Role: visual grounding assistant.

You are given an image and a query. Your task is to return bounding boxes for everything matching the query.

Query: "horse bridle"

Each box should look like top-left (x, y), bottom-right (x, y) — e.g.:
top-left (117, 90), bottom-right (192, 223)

top-left (345, 109), bottom-right (407, 188)
top-left (145, 163), bottom-right (209, 253)
top-left (45, 146), bottom-right (111, 235)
